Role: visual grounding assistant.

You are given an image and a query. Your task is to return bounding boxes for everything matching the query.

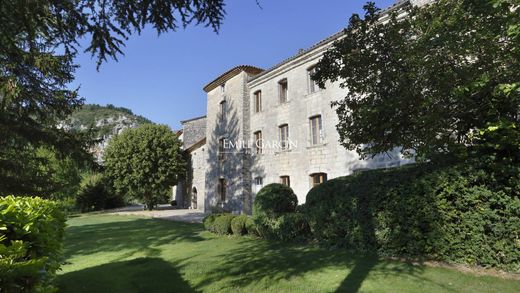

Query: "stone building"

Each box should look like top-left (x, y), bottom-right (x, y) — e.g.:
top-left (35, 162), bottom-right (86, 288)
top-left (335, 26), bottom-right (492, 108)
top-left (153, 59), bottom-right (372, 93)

top-left (177, 0), bottom-right (431, 213)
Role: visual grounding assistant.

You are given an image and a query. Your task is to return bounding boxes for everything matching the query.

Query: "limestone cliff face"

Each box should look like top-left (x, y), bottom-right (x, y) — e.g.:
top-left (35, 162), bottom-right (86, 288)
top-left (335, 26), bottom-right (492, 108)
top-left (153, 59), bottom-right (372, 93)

top-left (62, 104), bottom-right (152, 163)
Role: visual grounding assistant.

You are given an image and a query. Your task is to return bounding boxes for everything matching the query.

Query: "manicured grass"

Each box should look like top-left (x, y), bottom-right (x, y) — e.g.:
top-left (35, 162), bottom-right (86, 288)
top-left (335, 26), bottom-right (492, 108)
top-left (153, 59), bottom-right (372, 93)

top-left (57, 214), bottom-right (520, 293)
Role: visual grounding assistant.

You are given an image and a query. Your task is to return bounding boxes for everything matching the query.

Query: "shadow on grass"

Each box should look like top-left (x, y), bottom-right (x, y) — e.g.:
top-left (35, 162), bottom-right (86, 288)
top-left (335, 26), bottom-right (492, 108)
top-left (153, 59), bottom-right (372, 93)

top-left (57, 257), bottom-right (197, 293)
top-left (63, 218), bottom-right (204, 260)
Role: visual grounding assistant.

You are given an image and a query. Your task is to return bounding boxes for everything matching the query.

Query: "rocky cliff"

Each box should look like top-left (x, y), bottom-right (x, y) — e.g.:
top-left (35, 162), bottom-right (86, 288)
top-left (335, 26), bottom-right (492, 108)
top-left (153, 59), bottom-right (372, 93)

top-left (62, 104), bottom-right (153, 163)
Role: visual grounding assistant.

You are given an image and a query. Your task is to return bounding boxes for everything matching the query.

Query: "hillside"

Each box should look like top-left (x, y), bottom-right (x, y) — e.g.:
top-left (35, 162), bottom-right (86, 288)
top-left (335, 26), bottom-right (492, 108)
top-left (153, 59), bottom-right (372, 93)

top-left (62, 104), bottom-right (153, 163)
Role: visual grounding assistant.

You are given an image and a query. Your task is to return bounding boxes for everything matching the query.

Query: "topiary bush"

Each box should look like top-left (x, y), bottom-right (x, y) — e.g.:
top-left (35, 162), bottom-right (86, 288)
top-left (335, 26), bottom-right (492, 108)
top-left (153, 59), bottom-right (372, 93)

top-left (231, 215), bottom-right (248, 236)
top-left (272, 213), bottom-right (312, 242)
top-left (203, 214), bottom-right (219, 232)
top-left (304, 162), bottom-right (520, 271)
top-left (253, 183), bottom-right (298, 218)
top-left (252, 183), bottom-right (298, 239)
top-left (0, 196), bottom-right (66, 292)
top-left (245, 216), bottom-right (258, 236)
top-left (213, 214), bottom-right (236, 235)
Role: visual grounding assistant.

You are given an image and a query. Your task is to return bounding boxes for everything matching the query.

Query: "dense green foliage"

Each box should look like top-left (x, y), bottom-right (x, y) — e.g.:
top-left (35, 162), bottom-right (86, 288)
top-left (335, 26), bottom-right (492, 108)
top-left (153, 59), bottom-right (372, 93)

top-left (75, 173), bottom-right (124, 212)
top-left (304, 162), bottom-right (520, 271)
top-left (104, 124), bottom-right (186, 210)
top-left (0, 0), bottom-right (224, 198)
top-left (271, 213), bottom-right (311, 243)
top-left (252, 183), bottom-right (301, 240)
top-left (245, 216), bottom-right (258, 236)
top-left (231, 215), bottom-right (248, 236)
top-left (0, 196), bottom-right (66, 292)
top-left (252, 183), bottom-right (298, 218)
top-left (202, 214), bottom-right (219, 232)
top-left (213, 214), bottom-right (236, 235)
top-left (66, 104), bottom-right (152, 138)
top-left (313, 0), bottom-right (520, 160)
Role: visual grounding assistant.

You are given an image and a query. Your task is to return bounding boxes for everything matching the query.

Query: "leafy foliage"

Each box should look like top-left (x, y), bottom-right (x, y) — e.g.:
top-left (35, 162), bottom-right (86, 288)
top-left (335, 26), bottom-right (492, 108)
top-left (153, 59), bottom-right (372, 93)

top-left (231, 215), bottom-right (248, 236)
top-left (0, 0), bottom-right (225, 197)
top-left (213, 214), bottom-right (236, 235)
top-left (313, 0), bottom-right (520, 160)
top-left (75, 173), bottom-right (124, 212)
top-left (0, 196), bottom-right (66, 292)
top-left (104, 124), bottom-right (186, 210)
top-left (304, 162), bottom-right (520, 271)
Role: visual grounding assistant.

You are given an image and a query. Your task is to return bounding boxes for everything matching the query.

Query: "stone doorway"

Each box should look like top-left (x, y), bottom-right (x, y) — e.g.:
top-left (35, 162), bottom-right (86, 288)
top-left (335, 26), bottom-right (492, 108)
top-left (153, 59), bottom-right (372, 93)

top-left (191, 187), bottom-right (198, 209)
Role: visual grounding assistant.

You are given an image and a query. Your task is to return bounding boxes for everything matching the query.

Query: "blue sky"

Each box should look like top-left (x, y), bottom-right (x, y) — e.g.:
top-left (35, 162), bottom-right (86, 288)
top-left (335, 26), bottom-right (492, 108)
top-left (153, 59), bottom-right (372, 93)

top-left (71, 0), bottom-right (395, 129)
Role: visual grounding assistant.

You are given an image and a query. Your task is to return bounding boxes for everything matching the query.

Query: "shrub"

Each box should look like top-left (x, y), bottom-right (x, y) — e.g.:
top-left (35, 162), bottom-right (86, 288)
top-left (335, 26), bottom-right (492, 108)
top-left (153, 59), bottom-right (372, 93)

top-left (253, 183), bottom-right (298, 218)
top-left (245, 216), bottom-right (258, 236)
top-left (304, 162), bottom-right (520, 271)
top-left (273, 213), bottom-right (312, 242)
top-left (252, 183), bottom-right (298, 239)
top-left (0, 196), bottom-right (66, 292)
top-left (75, 173), bottom-right (123, 212)
top-left (203, 214), bottom-right (219, 232)
top-left (231, 215), bottom-right (248, 236)
top-left (213, 214), bottom-right (236, 235)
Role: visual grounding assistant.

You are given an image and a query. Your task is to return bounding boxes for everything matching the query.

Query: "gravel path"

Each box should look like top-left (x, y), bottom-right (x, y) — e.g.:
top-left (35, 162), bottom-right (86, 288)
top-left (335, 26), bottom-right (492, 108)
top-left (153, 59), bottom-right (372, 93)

top-left (106, 204), bottom-right (206, 223)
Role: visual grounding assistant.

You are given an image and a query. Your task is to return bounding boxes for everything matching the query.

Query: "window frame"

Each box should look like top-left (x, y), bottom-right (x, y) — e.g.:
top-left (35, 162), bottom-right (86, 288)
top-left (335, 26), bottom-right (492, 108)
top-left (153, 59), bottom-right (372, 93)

top-left (309, 115), bottom-right (323, 145)
top-left (280, 175), bottom-right (290, 187)
top-left (278, 124), bottom-right (289, 150)
top-left (310, 173), bottom-right (327, 187)
top-left (253, 90), bottom-right (262, 113)
top-left (218, 178), bottom-right (226, 201)
top-left (307, 66), bottom-right (319, 94)
top-left (219, 100), bottom-right (226, 122)
top-left (278, 78), bottom-right (288, 104)
top-left (254, 130), bottom-right (263, 154)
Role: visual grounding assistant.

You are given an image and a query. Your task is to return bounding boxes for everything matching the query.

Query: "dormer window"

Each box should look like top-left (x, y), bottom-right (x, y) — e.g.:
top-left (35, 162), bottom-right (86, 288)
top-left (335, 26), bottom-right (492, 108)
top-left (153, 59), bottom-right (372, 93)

top-left (278, 79), bottom-right (288, 103)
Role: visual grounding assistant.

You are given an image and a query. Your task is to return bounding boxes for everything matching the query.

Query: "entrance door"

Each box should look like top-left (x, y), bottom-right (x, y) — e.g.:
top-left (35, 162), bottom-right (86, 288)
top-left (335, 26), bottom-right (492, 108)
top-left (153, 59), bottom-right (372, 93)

top-left (191, 187), bottom-right (198, 209)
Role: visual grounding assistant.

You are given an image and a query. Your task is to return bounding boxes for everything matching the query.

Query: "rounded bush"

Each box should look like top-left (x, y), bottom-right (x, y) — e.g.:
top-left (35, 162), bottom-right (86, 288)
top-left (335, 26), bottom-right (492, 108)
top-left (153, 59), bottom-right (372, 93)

top-left (274, 213), bottom-right (312, 242)
top-left (213, 214), bottom-right (236, 235)
top-left (245, 216), bottom-right (258, 236)
top-left (231, 215), bottom-right (248, 236)
top-left (253, 183), bottom-right (298, 218)
top-left (203, 214), bottom-right (218, 232)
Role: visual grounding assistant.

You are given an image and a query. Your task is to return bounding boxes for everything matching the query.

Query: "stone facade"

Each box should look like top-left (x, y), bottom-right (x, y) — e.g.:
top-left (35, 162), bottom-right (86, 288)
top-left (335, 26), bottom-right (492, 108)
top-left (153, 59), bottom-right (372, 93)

top-left (177, 0), bottom-right (431, 213)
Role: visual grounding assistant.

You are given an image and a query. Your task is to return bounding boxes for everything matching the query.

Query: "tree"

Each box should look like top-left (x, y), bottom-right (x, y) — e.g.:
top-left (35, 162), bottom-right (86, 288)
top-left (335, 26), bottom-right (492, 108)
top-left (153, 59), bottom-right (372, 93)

top-left (313, 0), bottom-right (520, 161)
top-left (104, 124), bottom-right (186, 210)
top-left (0, 0), bottom-right (225, 196)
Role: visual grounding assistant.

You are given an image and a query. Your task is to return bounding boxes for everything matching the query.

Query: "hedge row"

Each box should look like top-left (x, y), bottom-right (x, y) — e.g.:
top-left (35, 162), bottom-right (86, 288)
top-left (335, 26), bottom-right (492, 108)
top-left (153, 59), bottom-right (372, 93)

top-left (203, 214), bottom-right (257, 236)
top-left (0, 196), bottom-right (67, 292)
top-left (304, 163), bottom-right (520, 272)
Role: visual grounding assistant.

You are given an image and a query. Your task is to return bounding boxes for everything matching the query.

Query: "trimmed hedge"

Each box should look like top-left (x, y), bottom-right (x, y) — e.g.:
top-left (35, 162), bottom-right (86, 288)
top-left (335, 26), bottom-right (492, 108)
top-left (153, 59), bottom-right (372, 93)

top-left (245, 216), bottom-right (258, 236)
top-left (213, 214), bottom-right (236, 235)
top-left (253, 183), bottom-right (298, 218)
top-left (203, 214), bottom-right (219, 232)
top-left (0, 196), bottom-right (66, 292)
top-left (304, 163), bottom-right (520, 271)
top-left (273, 213), bottom-right (311, 242)
top-left (231, 215), bottom-right (248, 236)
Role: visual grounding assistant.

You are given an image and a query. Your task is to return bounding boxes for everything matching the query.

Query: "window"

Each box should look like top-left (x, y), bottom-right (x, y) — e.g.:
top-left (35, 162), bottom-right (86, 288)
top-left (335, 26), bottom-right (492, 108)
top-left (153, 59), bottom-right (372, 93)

top-left (218, 178), bottom-right (226, 201)
top-left (220, 82), bottom-right (225, 93)
top-left (218, 138), bottom-right (225, 161)
top-left (219, 100), bottom-right (226, 121)
top-left (254, 131), bottom-right (263, 154)
top-left (309, 115), bottom-right (323, 145)
top-left (254, 90), bottom-right (262, 113)
top-left (278, 79), bottom-right (288, 103)
top-left (310, 173), bottom-right (327, 187)
top-left (308, 66), bottom-right (319, 93)
top-left (279, 124), bottom-right (289, 150)
top-left (280, 176), bottom-right (290, 187)
top-left (254, 176), bottom-right (263, 186)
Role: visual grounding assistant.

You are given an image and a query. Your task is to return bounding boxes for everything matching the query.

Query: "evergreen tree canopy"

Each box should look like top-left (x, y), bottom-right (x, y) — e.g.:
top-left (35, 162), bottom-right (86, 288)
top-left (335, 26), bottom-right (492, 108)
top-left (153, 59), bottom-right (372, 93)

top-left (0, 0), bottom-right (225, 196)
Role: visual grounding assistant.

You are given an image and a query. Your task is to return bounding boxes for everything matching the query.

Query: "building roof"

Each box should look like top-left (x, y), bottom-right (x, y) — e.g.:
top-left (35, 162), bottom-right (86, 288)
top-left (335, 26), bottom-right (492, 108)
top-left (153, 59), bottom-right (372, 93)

top-left (203, 65), bottom-right (264, 93)
top-left (248, 0), bottom-right (411, 83)
top-left (180, 115), bottom-right (207, 124)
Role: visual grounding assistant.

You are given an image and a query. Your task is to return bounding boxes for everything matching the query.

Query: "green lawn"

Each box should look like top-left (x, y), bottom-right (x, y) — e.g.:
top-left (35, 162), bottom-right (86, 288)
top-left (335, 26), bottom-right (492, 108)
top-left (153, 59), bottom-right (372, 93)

top-left (57, 214), bottom-right (520, 293)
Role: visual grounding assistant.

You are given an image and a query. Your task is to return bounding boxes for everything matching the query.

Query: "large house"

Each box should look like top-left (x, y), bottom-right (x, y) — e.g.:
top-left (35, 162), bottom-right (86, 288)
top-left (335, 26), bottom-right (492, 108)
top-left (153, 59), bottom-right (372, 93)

top-left (175, 0), bottom-right (430, 214)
